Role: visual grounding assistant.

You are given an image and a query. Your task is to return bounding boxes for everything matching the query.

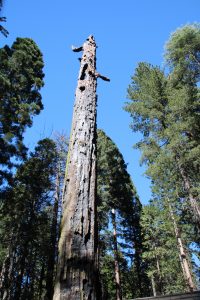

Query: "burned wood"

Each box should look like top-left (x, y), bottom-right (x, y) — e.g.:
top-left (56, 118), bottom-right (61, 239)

top-left (80, 63), bottom-right (88, 80)
top-left (71, 45), bottom-right (83, 52)
top-left (95, 72), bottom-right (110, 82)
top-left (53, 35), bottom-right (109, 300)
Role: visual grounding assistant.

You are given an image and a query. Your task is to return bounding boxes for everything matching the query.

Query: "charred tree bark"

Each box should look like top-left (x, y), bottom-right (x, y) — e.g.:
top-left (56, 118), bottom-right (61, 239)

top-left (111, 209), bottom-right (122, 300)
top-left (167, 199), bottom-right (196, 292)
top-left (53, 36), bottom-right (109, 300)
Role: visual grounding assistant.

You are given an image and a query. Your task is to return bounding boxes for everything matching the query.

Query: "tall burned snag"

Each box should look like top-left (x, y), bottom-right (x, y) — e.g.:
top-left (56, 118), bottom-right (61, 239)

top-left (53, 36), bottom-right (109, 300)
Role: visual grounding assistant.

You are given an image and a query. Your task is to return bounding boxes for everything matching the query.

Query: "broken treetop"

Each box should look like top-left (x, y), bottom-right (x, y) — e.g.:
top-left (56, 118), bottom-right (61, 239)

top-left (72, 35), bottom-right (110, 82)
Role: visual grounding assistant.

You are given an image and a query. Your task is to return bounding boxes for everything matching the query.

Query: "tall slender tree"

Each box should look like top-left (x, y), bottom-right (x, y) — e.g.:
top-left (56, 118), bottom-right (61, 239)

top-left (165, 24), bottom-right (200, 227)
top-left (125, 24), bottom-right (200, 234)
top-left (53, 36), bottom-right (109, 300)
top-left (141, 201), bottom-right (190, 295)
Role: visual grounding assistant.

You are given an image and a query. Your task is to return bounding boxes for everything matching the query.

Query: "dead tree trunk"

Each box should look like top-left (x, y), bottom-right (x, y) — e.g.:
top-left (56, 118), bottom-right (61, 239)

top-left (111, 209), bottom-right (122, 300)
top-left (53, 35), bottom-right (109, 300)
top-left (167, 199), bottom-right (196, 292)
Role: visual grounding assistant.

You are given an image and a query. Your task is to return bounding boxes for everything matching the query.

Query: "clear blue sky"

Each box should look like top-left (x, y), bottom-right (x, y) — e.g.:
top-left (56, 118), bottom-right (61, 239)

top-left (1, 0), bottom-right (199, 204)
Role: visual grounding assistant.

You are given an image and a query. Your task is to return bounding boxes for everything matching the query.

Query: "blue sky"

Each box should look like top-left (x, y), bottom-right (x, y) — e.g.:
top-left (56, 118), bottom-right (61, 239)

top-left (1, 0), bottom-right (199, 204)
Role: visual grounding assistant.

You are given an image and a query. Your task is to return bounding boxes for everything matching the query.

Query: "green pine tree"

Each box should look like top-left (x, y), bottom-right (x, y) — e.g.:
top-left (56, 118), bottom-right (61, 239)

top-left (125, 23), bottom-right (200, 234)
top-left (0, 139), bottom-right (57, 299)
top-left (0, 38), bottom-right (44, 186)
top-left (97, 129), bottom-right (149, 299)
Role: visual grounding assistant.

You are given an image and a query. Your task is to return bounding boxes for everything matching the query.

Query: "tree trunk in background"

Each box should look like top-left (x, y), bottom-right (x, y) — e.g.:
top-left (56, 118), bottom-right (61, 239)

top-left (177, 160), bottom-right (200, 230)
top-left (0, 233), bottom-right (16, 300)
top-left (111, 209), bottom-right (122, 300)
top-left (151, 276), bottom-right (157, 297)
top-left (0, 254), bottom-right (12, 300)
top-left (134, 244), bottom-right (142, 295)
top-left (13, 250), bottom-right (26, 300)
top-left (38, 263), bottom-right (45, 300)
top-left (167, 199), bottom-right (196, 292)
top-left (46, 167), bottom-right (61, 300)
top-left (154, 246), bottom-right (162, 295)
top-left (53, 35), bottom-right (100, 300)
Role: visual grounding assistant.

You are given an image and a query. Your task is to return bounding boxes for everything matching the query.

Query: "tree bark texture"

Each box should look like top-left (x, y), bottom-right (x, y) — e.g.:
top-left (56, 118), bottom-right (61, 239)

top-left (53, 36), bottom-right (100, 300)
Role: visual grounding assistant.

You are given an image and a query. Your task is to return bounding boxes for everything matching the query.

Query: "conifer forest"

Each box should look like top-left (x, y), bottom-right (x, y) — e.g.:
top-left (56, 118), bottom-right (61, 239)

top-left (0, 1), bottom-right (200, 300)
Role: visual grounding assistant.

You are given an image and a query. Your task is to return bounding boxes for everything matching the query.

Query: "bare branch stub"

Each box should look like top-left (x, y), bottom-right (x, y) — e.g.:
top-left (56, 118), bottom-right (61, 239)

top-left (72, 37), bottom-right (110, 83)
top-left (71, 45), bottom-right (83, 52)
top-left (95, 72), bottom-right (110, 82)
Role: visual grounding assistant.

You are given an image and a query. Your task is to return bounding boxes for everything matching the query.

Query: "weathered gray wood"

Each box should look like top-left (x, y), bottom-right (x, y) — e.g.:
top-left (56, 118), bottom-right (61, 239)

top-left (53, 35), bottom-right (106, 300)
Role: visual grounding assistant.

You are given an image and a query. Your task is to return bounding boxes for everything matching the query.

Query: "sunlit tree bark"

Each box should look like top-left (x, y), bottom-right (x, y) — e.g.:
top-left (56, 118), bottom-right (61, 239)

top-left (53, 36), bottom-right (109, 300)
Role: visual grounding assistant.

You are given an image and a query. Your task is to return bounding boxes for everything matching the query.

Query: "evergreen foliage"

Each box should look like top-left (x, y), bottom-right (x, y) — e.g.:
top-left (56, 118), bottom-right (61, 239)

top-left (0, 138), bottom-right (57, 299)
top-left (0, 35), bottom-right (68, 299)
top-left (125, 23), bottom-right (200, 293)
top-left (0, 38), bottom-right (44, 186)
top-left (0, 136), bottom-right (68, 299)
top-left (141, 200), bottom-right (190, 294)
top-left (97, 129), bottom-right (150, 299)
